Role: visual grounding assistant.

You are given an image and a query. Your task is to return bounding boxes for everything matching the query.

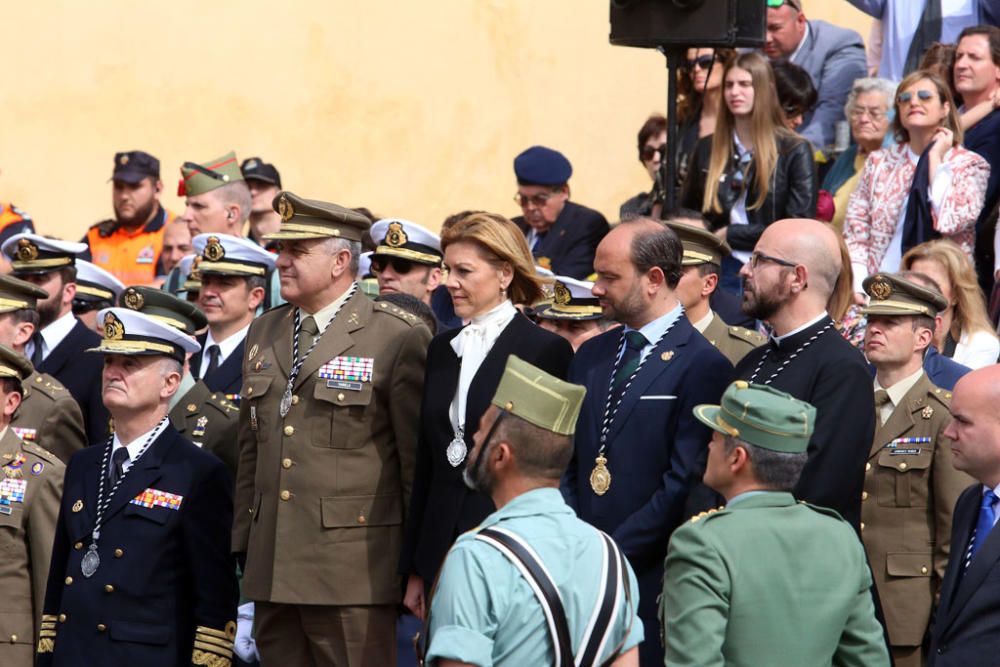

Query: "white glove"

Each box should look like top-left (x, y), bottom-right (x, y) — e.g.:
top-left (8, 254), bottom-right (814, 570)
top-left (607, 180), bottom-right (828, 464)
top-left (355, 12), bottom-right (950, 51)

top-left (234, 601), bottom-right (259, 663)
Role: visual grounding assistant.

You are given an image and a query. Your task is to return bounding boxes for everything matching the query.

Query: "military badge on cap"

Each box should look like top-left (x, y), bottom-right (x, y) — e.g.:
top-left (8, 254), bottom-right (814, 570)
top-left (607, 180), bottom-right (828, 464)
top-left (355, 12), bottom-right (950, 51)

top-left (204, 236), bottom-right (226, 262)
top-left (119, 154), bottom-right (129, 165)
top-left (385, 222), bottom-right (408, 248)
top-left (278, 194), bottom-right (294, 221)
top-left (370, 218), bottom-right (442, 266)
top-left (16, 239), bottom-right (38, 262)
top-left (535, 276), bottom-right (601, 321)
top-left (122, 288), bottom-right (145, 311)
top-left (869, 276), bottom-right (893, 300)
top-left (861, 273), bottom-right (948, 318)
top-left (104, 312), bottom-right (125, 340)
top-left (553, 281), bottom-right (572, 306)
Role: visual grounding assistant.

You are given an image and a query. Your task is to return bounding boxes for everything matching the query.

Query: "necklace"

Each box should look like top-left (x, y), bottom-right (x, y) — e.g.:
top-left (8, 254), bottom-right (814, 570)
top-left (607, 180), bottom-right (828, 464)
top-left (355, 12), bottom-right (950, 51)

top-left (81, 416), bottom-right (167, 578)
top-left (590, 311), bottom-right (681, 496)
top-left (749, 320), bottom-right (835, 385)
top-left (280, 283), bottom-right (358, 417)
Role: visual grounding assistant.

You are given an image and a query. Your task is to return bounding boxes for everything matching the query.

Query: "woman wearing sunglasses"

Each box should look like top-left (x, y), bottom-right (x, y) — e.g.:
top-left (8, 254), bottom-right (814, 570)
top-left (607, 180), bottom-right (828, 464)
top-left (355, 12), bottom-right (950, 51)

top-left (676, 47), bottom-right (735, 188)
top-left (399, 211), bottom-right (573, 621)
top-left (844, 71), bottom-right (989, 300)
top-left (681, 51), bottom-right (817, 293)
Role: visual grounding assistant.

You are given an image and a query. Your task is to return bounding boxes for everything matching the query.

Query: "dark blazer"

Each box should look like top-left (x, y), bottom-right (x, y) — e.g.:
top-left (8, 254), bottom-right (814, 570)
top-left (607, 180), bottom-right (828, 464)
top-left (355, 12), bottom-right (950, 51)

top-left (513, 201), bottom-right (609, 279)
top-left (681, 134), bottom-right (817, 252)
top-left (929, 483), bottom-right (1000, 666)
top-left (38, 425), bottom-right (238, 667)
top-left (923, 346), bottom-right (972, 392)
top-left (191, 334), bottom-right (244, 398)
top-left (562, 314), bottom-right (732, 667)
top-left (400, 312), bottom-right (573, 582)
top-left (38, 318), bottom-right (109, 445)
top-left (711, 287), bottom-right (756, 329)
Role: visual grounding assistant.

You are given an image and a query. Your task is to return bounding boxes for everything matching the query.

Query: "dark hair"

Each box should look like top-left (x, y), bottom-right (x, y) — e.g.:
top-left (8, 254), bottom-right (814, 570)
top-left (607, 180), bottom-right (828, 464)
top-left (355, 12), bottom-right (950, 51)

top-left (4, 308), bottom-right (40, 329)
top-left (624, 219), bottom-right (683, 289)
top-left (375, 292), bottom-right (437, 335)
top-left (636, 114), bottom-right (668, 162)
top-left (696, 262), bottom-right (722, 280)
top-left (58, 266), bottom-right (77, 284)
top-left (724, 436), bottom-right (807, 491)
top-left (664, 207), bottom-right (710, 227)
top-left (919, 42), bottom-right (958, 100)
top-left (958, 24), bottom-right (1000, 67)
top-left (771, 59), bottom-right (818, 117)
top-left (0, 377), bottom-right (23, 398)
top-left (493, 412), bottom-right (572, 480)
top-left (245, 275), bottom-right (267, 292)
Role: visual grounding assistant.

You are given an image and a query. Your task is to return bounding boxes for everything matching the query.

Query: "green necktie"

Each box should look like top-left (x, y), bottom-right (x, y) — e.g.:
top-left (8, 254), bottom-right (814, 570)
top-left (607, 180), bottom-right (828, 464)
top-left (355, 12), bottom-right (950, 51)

top-left (614, 330), bottom-right (648, 390)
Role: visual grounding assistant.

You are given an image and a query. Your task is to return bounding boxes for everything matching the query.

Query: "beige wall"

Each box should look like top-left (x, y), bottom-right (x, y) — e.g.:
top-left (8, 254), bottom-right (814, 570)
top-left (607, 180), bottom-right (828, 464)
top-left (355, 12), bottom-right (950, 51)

top-left (2, 1), bottom-right (873, 238)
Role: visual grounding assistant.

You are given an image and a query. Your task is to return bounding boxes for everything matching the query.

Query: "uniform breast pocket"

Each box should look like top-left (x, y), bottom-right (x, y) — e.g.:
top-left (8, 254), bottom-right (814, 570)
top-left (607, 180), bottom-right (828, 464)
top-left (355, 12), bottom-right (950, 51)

top-left (876, 448), bottom-right (933, 507)
top-left (0, 509), bottom-right (24, 553)
top-left (313, 382), bottom-right (374, 449)
top-left (242, 375), bottom-right (274, 436)
top-left (123, 503), bottom-right (173, 525)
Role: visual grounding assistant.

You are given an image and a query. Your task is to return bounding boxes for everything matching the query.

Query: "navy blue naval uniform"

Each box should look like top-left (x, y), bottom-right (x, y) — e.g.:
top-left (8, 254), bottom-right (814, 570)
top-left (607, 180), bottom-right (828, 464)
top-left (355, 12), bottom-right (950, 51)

top-left (38, 425), bottom-right (238, 667)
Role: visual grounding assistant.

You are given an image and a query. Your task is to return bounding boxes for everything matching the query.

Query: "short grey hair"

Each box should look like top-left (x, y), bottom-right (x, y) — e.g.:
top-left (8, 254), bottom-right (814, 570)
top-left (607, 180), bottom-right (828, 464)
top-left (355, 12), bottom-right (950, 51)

top-left (844, 77), bottom-right (897, 118)
top-left (724, 435), bottom-right (808, 491)
top-left (322, 237), bottom-right (362, 277)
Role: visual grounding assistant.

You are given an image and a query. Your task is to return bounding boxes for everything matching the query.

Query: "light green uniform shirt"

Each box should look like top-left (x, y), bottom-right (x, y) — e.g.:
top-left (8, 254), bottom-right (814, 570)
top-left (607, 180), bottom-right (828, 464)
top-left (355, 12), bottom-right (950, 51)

top-left (427, 487), bottom-right (643, 666)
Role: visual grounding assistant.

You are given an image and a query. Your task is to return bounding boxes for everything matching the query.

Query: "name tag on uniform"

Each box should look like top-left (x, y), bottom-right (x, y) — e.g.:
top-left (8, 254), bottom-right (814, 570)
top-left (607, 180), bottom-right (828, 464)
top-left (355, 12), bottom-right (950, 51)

top-left (891, 448), bottom-right (921, 455)
top-left (131, 488), bottom-right (184, 510)
top-left (319, 356), bottom-right (373, 383)
top-left (639, 395), bottom-right (677, 400)
top-left (327, 380), bottom-right (363, 391)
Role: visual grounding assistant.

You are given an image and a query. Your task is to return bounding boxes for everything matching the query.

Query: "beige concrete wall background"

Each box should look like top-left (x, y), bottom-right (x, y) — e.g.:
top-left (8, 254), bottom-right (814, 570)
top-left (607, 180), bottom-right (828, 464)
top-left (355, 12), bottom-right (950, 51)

top-left (2, 1), bottom-right (872, 238)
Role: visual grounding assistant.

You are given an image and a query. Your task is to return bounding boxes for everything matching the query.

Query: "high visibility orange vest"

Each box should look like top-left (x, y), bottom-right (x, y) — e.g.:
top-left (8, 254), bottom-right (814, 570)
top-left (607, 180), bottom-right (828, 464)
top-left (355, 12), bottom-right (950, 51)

top-left (0, 203), bottom-right (34, 244)
top-left (85, 207), bottom-right (175, 285)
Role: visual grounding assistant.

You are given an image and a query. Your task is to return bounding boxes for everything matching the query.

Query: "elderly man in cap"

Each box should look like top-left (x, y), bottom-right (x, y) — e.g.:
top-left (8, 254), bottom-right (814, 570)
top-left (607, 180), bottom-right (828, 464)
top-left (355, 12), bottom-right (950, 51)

top-left (535, 276), bottom-right (612, 351)
top-left (38, 304), bottom-right (238, 667)
top-left (190, 233), bottom-right (274, 400)
top-left (234, 191), bottom-right (431, 666)
top-left (860, 273), bottom-right (973, 666)
top-left (369, 218), bottom-right (443, 308)
top-left (667, 220), bottom-right (763, 366)
top-left (241, 157), bottom-right (283, 248)
top-left (0, 343), bottom-right (65, 667)
top-left (0, 275), bottom-right (86, 463)
top-left (82, 150), bottom-right (176, 286)
top-left (423, 356), bottom-right (642, 666)
top-left (661, 380), bottom-right (890, 666)
top-left (71, 261), bottom-right (125, 334)
top-left (2, 233), bottom-right (108, 446)
top-left (511, 145), bottom-right (609, 280)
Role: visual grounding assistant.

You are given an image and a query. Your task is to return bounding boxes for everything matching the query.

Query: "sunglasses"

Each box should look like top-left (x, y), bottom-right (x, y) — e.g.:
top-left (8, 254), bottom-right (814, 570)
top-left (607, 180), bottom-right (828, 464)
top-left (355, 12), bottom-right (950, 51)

top-left (685, 55), bottom-right (716, 72)
top-left (371, 256), bottom-right (426, 275)
top-left (782, 104), bottom-right (807, 117)
top-left (897, 90), bottom-right (936, 104)
top-left (640, 144), bottom-right (667, 162)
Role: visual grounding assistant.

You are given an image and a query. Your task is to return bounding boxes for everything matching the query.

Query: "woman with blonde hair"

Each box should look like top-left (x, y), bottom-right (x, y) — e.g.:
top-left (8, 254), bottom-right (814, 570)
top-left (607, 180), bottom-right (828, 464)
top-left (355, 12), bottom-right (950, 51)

top-left (902, 239), bottom-right (999, 369)
top-left (844, 70), bottom-right (989, 298)
top-left (681, 51), bottom-right (817, 292)
top-left (399, 211), bottom-right (574, 619)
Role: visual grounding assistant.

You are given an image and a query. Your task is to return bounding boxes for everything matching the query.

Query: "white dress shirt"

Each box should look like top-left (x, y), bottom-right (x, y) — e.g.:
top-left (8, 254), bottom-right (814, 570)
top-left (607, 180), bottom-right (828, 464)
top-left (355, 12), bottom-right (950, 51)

top-left (198, 324), bottom-right (250, 378)
top-left (27, 310), bottom-right (77, 362)
top-left (111, 418), bottom-right (170, 474)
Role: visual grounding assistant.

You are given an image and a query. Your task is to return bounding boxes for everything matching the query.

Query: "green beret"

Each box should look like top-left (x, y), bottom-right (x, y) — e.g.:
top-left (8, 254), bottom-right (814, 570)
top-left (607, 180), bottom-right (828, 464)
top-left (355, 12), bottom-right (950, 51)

top-left (861, 273), bottom-right (948, 318)
top-left (118, 286), bottom-right (207, 335)
top-left (664, 221), bottom-right (731, 266)
top-left (178, 151), bottom-right (243, 197)
top-left (693, 380), bottom-right (816, 453)
top-left (265, 191), bottom-right (371, 242)
top-left (491, 355), bottom-right (586, 436)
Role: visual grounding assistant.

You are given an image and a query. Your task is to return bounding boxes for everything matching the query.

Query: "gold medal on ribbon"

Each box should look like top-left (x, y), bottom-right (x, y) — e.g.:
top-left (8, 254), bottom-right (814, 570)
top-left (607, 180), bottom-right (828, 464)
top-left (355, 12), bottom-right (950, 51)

top-left (590, 454), bottom-right (611, 496)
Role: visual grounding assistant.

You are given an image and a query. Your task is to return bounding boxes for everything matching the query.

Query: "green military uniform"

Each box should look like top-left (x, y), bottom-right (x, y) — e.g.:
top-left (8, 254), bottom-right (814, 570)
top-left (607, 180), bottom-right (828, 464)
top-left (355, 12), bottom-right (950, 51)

top-left (666, 221), bottom-right (763, 365)
top-left (12, 372), bottom-right (85, 464)
top-left (860, 273), bottom-right (973, 667)
top-left (168, 376), bottom-right (239, 482)
top-left (0, 345), bottom-right (65, 667)
top-left (661, 381), bottom-right (890, 666)
top-left (233, 192), bottom-right (430, 666)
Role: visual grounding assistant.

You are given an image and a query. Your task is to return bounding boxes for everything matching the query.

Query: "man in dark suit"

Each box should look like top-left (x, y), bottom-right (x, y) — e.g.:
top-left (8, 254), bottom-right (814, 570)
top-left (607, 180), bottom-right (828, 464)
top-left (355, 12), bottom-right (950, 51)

top-left (190, 233), bottom-right (273, 401)
top-left (511, 145), bottom-right (609, 279)
top-left (930, 364), bottom-right (1000, 665)
top-left (562, 217), bottom-right (731, 666)
top-left (1, 233), bottom-right (108, 445)
top-left (37, 303), bottom-right (238, 666)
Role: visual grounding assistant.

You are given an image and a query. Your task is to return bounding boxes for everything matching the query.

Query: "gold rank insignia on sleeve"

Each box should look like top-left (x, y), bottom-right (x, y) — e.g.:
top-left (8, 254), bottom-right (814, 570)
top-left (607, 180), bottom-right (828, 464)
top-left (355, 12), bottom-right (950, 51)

top-left (37, 614), bottom-right (58, 653)
top-left (192, 623), bottom-right (237, 666)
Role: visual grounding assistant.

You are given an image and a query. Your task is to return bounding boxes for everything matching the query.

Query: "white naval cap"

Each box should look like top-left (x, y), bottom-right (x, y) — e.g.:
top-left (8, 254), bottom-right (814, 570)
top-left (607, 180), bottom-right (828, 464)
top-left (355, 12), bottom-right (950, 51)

top-left (2, 233), bottom-right (87, 275)
top-left (535, 264), bottom-right (555, 277)
top-left (370, 218), bottom-right (442, 265)
top-left (75, 260), bottom-right (126, 303)
top-left (192, 233), bottom-right (276, 276)
top-left (359, 251), bottom-right (373, 278)
top-left (537, 275), bottom-right (602, 321)
top-left (91, 307), bottom-right (201, 360)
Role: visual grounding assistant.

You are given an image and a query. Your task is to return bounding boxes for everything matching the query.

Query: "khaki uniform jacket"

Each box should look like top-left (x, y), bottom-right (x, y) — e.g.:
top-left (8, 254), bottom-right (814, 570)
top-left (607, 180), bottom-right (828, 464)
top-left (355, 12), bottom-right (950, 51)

top-left (233, 292), bottom-right (431, 606)
top-left (701, 312), bottom-right (764, 366)
top-left (11, 372), bottom-right (85, 463)
top-left (861, 373), bottom-right (972, 648)
top-left (0, 427), bottom-right (63, 666)
top-left (169, 380), bottom-right (239, 483)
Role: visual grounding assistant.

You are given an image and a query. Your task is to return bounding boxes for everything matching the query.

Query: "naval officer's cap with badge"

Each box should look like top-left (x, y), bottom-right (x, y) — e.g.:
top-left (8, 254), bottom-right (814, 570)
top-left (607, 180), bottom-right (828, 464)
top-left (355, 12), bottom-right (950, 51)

top-left (73, 260), bottom-right (125, 313)
top-left (90, 299), bottom-right (201, 362)
top-left (177, 151), bottom-right (244, 197)
top-left (535, 276), bottom-right (602, 321)
top-left (0, 233), bottom-right (86, 277)
top-left (192, 233), bottom-right (277, 277)
top-left (369, 218), bottom-right (443, 272)
top-left (860, 273), bottom-right (948, 319)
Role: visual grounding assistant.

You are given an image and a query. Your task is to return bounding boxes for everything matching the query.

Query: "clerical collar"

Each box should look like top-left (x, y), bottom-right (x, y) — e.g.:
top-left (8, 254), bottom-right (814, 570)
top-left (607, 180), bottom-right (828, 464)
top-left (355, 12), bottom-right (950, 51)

top-left (771, 312), bottom-right (829, 345)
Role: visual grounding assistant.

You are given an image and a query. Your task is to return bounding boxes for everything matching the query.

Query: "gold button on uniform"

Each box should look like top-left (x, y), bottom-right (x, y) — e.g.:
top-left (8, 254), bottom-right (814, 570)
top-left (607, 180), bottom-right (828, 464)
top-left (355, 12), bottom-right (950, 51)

top-left (74, 542), bottom-right (83, 550)
top-left (358, 516), bottom-right (366, 524)
top-left (59, 614), bottom-right (66, 622)
top-left (291, 395), bottom-right (300, 405)
top-left (860, 522), bottom-right (865, 532)
top-left (114, 548), bottom-right (124, 558)
top-left (921, 566), bottom-right (928, 574)
top-left (283, 425), bottom-right (294, 436)
top-left (337, 393), bottom-right (345, 401)
top-left (104, 584), bottom-right (115, 593)
top-left (65, 576), bottom-right (73, 585)
top-left (899, 462), bottom-right (908, 471)
top-left (865, 462), bottom-right (872, 472)
top-left (861, 491), bottom-right (868, 501)
top-left (97, 624), bottom-right (106, 632)
top-left (282, 458), bottom-right (292, 469)
top-left (280, 490), bottom-right (291, 501)
top-left (10, 634), bottom-right (16, 643)
top-left (247, 387), bottom-right (254, 395)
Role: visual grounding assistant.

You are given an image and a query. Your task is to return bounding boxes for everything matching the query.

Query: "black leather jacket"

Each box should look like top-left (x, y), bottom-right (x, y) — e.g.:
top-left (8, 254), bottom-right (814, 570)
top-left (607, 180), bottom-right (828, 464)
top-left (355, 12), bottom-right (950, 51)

top-left (681, 134), bottom-right (817, 252)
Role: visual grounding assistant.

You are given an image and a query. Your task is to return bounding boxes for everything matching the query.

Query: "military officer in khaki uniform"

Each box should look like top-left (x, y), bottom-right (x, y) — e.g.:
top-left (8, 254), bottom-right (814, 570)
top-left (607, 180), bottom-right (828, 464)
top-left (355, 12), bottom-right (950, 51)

top-left (666, 220), bottom-right (764, 365)
top-left (860, 272), bottom-right (973, 667)
top-left (0, 275), bottom-right (86, 463)
top-left (116, 286), bottom-right (240, 481)
top-left (233, 191), bottom-right (431, 666)
top-left (535, 276), bottom-right (612, 351)
top-left (0, 344), bottom-right (64, 667)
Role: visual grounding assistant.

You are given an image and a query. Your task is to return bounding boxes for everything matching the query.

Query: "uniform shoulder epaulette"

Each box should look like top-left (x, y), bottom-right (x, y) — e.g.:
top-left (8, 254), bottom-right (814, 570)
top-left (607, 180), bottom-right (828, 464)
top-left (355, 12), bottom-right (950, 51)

top-left (22, 440), bottom-right (60, 465)
top-left (728, 325), bottom-right (765, 345)
top-left (688, 506), bottom-right (728, 524)
top-left (88, 218), bottom-right (118, 237)
top-left (26, 373), bottom-right (69, 400)
top-left (799, 500), bottom-right (848, 521)
top-left (205, 393), bottom-right (240, 417)
top-left (373, 301), bottom-right (421, 326)
top-left (930, 386), bottom-right (953, 405)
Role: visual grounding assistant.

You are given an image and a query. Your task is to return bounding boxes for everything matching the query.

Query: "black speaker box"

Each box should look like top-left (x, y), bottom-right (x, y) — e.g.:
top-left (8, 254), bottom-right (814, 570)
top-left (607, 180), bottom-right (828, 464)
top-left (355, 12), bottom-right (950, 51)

top-left (610, 0), bottom-right (767, 48)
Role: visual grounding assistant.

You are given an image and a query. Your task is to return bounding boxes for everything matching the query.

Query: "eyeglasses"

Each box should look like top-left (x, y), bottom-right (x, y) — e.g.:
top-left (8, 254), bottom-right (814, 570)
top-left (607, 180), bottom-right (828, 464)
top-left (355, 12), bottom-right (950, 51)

top-left (371, 256), bottom-right (427, 275)
top-left (748, 251), bottom-right (798, 270)
top-left (849, 106), bottom-right (887, 121)
top-left (640, 144), bottom-right (667, 162)
top-left (684, 55), bottom-right (716, 72)
top-left (514, 191), bottom-right (557, 208)
top-left (897, 90), bottom-right (936, 104)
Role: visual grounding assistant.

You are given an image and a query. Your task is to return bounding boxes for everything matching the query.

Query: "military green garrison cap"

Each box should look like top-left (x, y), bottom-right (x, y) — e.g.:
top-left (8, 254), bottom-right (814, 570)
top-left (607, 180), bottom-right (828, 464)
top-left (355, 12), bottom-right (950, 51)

top-left (0, 274), bottom-right (48, 313)
top-left (861, 273), bottom-right (948, 318)
top-left (265, 191), bottom-right (372, 242)
top-left (491, 355), bottom-right (587, 436)
top-left (665, 221), bottom-right (731, 266)
top-left (177, 151), bottom-right (243, 197)
top-left (0, 343), bottom-right (34, 381)
top-left (693, 380), bottom-right (816, 453)
top-left (118, 286), bottom-right (207, 335)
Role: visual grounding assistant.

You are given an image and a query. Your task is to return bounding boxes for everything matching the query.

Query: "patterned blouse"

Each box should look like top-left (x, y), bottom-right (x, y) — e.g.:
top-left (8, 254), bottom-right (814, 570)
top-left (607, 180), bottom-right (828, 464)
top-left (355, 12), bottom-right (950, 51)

top-left (844, 142), bottom-right (989, 279)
